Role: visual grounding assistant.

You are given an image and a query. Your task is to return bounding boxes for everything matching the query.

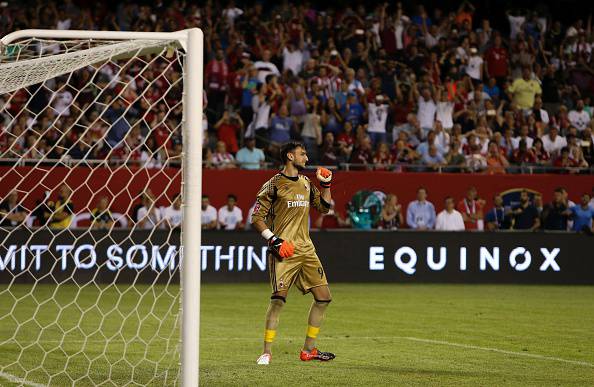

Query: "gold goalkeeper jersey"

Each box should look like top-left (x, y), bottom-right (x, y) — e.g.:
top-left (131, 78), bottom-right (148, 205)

top-left (252, 172), bottom-right (330, 256)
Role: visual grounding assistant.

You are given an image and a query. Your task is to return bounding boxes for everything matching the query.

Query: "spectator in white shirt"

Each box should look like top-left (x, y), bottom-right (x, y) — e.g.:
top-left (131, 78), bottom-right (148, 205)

top-left (415, 85), bottom-right (437, 135)
top-left (433, 120), bottom-right (450, 154)
top-left (201, 195), bottom-right (218, 230)
top-left (532, 97), bottom-right (550, 126)
top-left (253, 49), bottom-right (280, 84)
top-left (222, 1), bottom-right (243, 26)
top-left (436, 90), bottom-right (454, 130)
top-left (247, 85), bottom-right (273, 141)
top-left (435, 197), bottom-right (466, 231)
top-left (218, 194), bottom-right (244, 230)
top-left (136, 193), bottom-right (162, 230)
top-left (282, 39), bottom-right (304, 76)
top-left (512, 124), bottom-right (534, 149)
top-left (56, 9), bottom-right (72, 30)
top-left (467, 82), bottom-right (491, 104)
top-left (507, 11), bottom-right (525, 40)
top-left (212, 141), bottom-right (237, 169)
top-left (568, 99), bottom-right (591, 131)
top-left (465, 47), bottom-right (483, 81)
top-left (345, 68), bottom-right (365, 95)
top-left (367, 94), bottom-right (389, 146)
top-left (52, 82), bottom-right (74, 117)
top-left (162, 194), bottom-right (182, 229)
top-left (541, 126), bottom-right (567, 158)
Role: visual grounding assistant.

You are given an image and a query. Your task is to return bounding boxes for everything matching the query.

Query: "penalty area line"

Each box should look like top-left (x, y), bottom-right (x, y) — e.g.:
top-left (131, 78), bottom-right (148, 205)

top-left (0, 370), bottom-right (46, 387)
top-left (202, 336), bottom-right (594, 368)
top-left (399, 336), bottom-right (594, 369)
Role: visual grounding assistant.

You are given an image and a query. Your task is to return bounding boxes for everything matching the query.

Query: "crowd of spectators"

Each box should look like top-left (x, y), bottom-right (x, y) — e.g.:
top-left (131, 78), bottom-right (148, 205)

top-left (0, 1), bottom-right (594, 173)
top-left (197, 0), bottom-right (594, 173)
top-left (1, 185), bottom-right (593, 232)
top-left (199, 185), bottom-right (594, 232)
top-left (0, 186), bottom-right (184, 230)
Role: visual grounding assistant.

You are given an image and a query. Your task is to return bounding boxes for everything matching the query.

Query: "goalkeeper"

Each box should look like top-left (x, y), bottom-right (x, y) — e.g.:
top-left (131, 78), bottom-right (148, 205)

top-left (252, 141), bottom-right (335, 365)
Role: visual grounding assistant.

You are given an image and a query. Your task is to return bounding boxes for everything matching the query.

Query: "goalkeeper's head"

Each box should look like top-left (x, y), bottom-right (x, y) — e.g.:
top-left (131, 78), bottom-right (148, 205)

top-left (280, 141), bottom-right (308, 171)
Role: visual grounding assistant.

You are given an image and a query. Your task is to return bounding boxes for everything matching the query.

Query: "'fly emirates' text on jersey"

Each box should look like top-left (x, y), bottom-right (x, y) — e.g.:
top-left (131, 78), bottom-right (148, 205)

top-left (252, 173), bottom-right (330, 256)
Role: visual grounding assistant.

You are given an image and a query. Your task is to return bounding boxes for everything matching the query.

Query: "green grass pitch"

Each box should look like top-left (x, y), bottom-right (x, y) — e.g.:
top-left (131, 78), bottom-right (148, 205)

top-left (1, 283), bottom-right (593, 386)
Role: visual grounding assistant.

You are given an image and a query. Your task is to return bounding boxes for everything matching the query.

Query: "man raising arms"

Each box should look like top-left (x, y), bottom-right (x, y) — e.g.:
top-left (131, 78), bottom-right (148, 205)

top-left (252, 141), bottom-right (335, 365)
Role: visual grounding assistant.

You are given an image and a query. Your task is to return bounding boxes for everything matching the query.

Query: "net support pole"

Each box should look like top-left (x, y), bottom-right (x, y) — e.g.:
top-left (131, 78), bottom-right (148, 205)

top-left (181, 27), bottom-right (203, 386)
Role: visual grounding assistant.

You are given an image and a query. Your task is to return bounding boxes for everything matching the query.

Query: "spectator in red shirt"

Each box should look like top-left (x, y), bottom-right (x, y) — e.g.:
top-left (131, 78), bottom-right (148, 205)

top-left (373, 142), bottom-right (395, 170)
top-left (511, 139), bottom-right (537, 164)
top-left (457, 186), bottom-right (484, 230)
top-left (349, 135), bottom-right (373, 170)
top-left (553, 146), bottom-right (579, 172)
top-left (532, 138), bottom-right (551, 165)
top-left (378, 4), bottom-right (397, 56)
top-left (455, 1), bottom-right (475, 28)
top-left (205, 49), bottom-right (229, 120)
top-left (484, 34), bottom-right (508, 85)
top-left (320, 132), bottom-right (340, 166)
top-left (337, 121), bottom-right (355, 161)
top-left (214, 110), bottom-right (243, 154)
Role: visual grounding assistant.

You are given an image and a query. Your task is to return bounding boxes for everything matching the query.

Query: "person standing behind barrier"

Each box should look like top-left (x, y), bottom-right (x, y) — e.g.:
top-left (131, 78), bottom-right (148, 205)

top-left (485, 194), bottom-right (510, 230)
top-left (435, 197), bottom-right (465, 231)
top-left (236, 137), bottom-right (265, 170)
top-left (570, 193), bottom-right (594, 233)
top-left (218, 194), bottom-right (244, 230)
top-left (457, 186), bottom-right (483, 230)
top-left (0, 191), bottom-right (27, 227)
top-left (511, 190), bottom-right (540, 230)
top-left (201, 195), bottom-right (218, 230)
top-left (380, 194), bottom-right (403, 230)
top-left (542, 188), bottom-right (571, 231)
top-left (406, 187), bottom-right (436, 230)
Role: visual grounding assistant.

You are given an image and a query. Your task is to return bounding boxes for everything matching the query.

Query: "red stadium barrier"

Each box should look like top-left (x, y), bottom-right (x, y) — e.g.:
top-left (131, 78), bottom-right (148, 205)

top-left (1, 166), bottom-right (592, 224)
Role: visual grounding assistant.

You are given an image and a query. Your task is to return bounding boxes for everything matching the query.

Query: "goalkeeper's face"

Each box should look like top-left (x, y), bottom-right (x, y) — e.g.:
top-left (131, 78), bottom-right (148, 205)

top-left (290, 147), bottom-right (308, 171)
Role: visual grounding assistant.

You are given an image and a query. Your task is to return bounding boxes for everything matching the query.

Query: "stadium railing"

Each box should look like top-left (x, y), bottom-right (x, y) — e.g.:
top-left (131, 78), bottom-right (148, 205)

top-left (2, 158), bottom-right (592, 174)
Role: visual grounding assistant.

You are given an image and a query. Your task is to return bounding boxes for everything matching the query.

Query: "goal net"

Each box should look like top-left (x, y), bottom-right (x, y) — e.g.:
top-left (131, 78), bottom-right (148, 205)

top-left (0, 29), bottom-right (202, 386)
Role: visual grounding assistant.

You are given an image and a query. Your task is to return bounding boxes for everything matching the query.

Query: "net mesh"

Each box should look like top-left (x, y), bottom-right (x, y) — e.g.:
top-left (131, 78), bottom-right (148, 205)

top-left (0, 35), bottom-right (186, 386)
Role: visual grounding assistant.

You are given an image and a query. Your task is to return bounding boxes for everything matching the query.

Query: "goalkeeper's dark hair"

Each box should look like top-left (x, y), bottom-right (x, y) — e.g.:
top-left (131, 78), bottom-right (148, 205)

top-left (280, 141), bottom-right (305, 164)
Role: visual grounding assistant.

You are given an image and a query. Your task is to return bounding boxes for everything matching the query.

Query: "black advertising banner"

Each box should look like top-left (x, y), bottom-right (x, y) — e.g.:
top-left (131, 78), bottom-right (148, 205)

top-left (0, 229), bottom-right (593, 284)
top-left (0, 228), bottom-right (182, 284)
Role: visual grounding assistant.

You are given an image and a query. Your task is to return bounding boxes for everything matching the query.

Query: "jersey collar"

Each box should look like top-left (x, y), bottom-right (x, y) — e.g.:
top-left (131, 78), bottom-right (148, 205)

top-left (280, 172), bottom-right (299, 181)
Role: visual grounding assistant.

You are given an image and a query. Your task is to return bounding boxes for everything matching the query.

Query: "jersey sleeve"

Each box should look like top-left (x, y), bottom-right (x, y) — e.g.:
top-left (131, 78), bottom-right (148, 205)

top-left (308, 177), bottom-right (331, 214)
top-left (251, 177), bottom-right (276, 225)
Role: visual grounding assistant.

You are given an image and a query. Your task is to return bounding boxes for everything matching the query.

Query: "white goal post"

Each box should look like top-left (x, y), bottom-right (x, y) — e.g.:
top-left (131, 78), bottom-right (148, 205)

top-left (0, 28), bottom-right (202, 386)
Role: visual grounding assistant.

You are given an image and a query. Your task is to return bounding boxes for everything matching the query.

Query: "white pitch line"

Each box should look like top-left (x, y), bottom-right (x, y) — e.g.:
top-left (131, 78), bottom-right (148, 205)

top-left (3, 336), bottom-right (593, 369)
top-left (0, 370), bottom-right (46, 387)
top-left (399, 336), bottom-right (594, 368)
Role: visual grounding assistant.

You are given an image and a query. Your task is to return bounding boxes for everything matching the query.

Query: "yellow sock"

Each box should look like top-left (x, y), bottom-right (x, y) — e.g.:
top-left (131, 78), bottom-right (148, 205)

top-left (306, 325), bottom-right (320, 339)
top-left (264, 329), bottom-right (276, 343)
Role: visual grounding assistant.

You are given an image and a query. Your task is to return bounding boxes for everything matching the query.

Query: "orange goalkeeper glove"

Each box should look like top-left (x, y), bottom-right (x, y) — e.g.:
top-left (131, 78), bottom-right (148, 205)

top-left (268, 235), bottom-right (295, 260)
top-left (316, 167), bottom-right (332, 188)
